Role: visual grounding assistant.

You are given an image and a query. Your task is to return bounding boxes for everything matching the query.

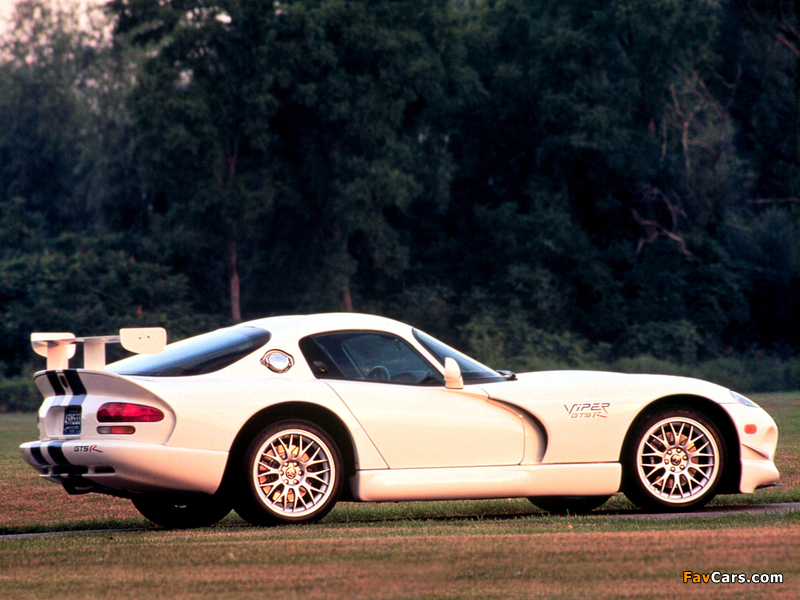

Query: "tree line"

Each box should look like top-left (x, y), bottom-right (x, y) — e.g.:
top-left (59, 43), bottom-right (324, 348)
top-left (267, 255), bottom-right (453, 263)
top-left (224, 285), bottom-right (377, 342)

top-left (2, 0), bottom-right (800, 404)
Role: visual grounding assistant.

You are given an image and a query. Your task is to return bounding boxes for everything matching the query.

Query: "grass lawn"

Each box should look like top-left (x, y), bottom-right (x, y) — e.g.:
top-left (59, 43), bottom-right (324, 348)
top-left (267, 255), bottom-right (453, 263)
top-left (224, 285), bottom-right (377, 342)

top-left (0, 393), bottom-right (798, 598)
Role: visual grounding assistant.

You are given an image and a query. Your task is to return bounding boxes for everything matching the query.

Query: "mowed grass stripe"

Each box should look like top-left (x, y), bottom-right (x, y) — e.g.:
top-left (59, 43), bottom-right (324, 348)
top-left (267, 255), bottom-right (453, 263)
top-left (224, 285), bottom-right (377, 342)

top-left (1, 525), bottom-right (799, 599)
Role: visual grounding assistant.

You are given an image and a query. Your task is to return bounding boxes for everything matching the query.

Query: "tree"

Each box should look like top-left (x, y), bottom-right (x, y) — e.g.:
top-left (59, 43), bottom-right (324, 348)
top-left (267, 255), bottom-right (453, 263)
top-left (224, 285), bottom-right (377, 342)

top-left (260, 0), bottom-right (458, 312)
top-left (0, 195), bottom-right (207, 379)
top-left (724, 0), bottom-right (800, 199)
top-left (0, 1), bottom-right (216, 380)
top-left (428, 0), bottom-right (756, 357)
top-left (0, 0), bottom-right (105, 231)
top-left (109, 0), bottom-right (279, 321)
top-left (110, 0), bottom-right (459, 317)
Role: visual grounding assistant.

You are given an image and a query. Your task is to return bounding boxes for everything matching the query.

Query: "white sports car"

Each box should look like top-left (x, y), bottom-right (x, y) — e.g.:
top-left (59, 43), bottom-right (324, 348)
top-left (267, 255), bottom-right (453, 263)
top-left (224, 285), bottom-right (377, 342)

top-left (20, 313), bottom-right (780, 527)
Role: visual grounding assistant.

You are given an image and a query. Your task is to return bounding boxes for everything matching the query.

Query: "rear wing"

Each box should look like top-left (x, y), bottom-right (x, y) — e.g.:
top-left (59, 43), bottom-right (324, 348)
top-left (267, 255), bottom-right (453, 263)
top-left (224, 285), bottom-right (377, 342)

top-left (31, 328), bottom-right (167, 371)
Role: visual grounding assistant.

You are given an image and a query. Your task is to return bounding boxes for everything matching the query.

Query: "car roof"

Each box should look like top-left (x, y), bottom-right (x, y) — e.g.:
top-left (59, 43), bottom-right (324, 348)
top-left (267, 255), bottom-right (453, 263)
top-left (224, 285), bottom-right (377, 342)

top-left (239, 312), bottom-right (415, 339)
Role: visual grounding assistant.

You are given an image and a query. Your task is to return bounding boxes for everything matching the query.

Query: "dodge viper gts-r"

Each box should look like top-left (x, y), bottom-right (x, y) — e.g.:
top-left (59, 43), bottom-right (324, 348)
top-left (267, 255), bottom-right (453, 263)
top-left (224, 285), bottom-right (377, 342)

top-left (20, 313), bottom-right (780, 527)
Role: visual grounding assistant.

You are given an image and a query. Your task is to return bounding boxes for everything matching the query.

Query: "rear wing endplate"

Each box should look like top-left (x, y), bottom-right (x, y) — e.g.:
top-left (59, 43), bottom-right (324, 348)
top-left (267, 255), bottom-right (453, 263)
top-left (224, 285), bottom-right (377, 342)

top-left (31, 328), bottom-right (167, 371)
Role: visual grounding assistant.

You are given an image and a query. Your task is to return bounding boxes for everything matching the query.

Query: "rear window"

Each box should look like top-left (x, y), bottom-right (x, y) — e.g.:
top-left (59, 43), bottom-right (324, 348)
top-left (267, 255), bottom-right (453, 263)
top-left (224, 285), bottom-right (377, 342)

top-left (108, 326), bottom-right (271, 377)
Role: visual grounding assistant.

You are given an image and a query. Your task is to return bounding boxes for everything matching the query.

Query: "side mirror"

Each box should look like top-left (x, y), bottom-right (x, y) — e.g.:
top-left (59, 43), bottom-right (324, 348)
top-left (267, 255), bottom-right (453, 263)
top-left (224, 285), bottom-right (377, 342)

top-left (444, 357), bottom-right (463, 390)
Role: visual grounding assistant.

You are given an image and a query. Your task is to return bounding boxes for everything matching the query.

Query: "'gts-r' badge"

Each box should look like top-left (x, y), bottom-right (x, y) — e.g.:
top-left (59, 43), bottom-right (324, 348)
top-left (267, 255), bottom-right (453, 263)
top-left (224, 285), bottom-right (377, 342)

top-left (73, 445), bottom-right (103, 453)
top-left (565, 403), bottom-right (610, 419)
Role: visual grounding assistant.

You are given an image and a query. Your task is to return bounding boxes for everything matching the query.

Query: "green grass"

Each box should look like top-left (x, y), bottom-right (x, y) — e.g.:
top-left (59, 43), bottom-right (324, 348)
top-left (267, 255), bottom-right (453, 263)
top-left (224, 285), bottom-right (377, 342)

top-left (1, 513), bottom-right (798, 599)
top-left (1, 395), bottom-right (798, 599)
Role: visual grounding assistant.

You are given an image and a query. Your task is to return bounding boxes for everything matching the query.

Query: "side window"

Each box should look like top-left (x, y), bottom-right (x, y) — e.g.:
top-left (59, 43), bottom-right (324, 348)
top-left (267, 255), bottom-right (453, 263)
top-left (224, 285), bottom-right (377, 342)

top-left (299, 332), bottom-right (443, 386)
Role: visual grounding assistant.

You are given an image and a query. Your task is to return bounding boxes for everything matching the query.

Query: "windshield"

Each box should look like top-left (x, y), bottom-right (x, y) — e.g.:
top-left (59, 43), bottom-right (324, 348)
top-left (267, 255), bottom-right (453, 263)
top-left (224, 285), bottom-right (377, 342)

top-left (108, 326), bottom-right (271, 377)
top-left (412, 329), bottom-right (506, 383)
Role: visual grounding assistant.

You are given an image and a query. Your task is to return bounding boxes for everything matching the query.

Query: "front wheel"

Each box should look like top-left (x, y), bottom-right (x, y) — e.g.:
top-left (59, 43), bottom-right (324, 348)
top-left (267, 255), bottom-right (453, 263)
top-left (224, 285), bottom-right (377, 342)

top-left (234, 420), bottom-right (343, 526)
top-left (623, 408), bottom-right (725, 512)
top-left (132, 494), bottom-right (231, 529)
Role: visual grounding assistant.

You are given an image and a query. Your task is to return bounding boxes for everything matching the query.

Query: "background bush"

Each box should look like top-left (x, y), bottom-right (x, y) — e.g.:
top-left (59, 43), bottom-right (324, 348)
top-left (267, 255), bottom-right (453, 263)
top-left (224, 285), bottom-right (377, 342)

top-left (2, 0), bottom-right (800, 407)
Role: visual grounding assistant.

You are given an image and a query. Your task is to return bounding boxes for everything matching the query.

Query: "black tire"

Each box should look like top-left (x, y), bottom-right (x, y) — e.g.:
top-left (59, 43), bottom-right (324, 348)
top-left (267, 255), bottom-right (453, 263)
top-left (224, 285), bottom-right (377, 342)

top-left (623, 407), bottom-right (725, 512)
top-left (530, 495), bottom-right (611, 515)
top-left (233, 420), bottom-right (343, 526)
top-left (132, 494), bottom-right (231, 529)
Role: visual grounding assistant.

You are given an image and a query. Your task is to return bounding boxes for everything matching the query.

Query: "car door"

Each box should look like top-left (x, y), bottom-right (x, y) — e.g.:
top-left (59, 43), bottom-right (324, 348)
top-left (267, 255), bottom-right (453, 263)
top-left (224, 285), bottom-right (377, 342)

top-left (299, 331), bottom-right (524, 469)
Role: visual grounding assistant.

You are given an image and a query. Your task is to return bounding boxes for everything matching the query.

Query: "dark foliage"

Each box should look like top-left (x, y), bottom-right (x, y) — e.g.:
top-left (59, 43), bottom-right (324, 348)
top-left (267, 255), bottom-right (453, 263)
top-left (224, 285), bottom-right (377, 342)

top-left (2, 0), bottom-right (800, 401)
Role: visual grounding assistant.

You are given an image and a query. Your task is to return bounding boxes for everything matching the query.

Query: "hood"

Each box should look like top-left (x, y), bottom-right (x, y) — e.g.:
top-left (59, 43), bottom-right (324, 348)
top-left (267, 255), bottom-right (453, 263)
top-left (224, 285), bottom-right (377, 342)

top-left (478, 370), bottom-right (734, 409)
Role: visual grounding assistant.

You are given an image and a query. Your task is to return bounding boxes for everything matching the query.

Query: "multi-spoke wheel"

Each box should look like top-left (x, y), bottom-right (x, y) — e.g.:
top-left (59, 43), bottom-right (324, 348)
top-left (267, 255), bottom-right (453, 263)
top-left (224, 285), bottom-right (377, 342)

top-left (624, 408), bottom-right (725, 512)
top-left (234, 420), bottom-right (343, 526)
top-left (132, 494), bottom-right (231, 529)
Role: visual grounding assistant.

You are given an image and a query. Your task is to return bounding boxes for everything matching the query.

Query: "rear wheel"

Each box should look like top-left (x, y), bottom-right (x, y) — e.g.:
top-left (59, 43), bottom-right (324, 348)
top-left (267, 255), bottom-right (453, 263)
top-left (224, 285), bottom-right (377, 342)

top-left (530, 495), bottom-right (610, 514)
top-left (234, 420), bottom-right (343, 526)
top-left (624, 408), bottom-right (725, 512)
top-left (132, 494), bottom-right (231, 529)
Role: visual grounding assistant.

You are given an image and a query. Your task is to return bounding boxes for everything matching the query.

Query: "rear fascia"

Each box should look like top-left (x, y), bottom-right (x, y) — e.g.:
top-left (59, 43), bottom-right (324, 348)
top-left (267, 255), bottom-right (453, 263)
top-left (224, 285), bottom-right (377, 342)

top-left (20, 369), bottom-right (226, 496)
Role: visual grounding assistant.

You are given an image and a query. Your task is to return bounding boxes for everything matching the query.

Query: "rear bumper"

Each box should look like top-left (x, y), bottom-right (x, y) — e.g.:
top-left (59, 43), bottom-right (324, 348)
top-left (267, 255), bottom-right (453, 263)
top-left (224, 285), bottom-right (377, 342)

top-left (20, 440), bottom-right (227, 496)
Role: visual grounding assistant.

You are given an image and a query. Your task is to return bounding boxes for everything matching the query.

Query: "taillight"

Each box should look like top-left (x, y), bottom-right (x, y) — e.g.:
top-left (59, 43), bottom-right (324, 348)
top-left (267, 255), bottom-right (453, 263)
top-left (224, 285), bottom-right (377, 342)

top-left (97, 402), bottom-right (164, 423)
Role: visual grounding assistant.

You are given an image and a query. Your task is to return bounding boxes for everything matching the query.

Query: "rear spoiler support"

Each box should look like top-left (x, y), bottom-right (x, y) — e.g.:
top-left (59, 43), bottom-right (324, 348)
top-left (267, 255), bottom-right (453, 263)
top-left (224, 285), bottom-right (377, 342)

top-left (31, 328), bottom-right (167, 371)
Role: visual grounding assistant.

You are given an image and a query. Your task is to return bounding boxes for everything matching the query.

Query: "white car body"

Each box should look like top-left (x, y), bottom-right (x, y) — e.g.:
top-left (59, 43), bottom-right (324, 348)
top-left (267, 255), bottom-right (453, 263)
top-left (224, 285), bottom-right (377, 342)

top-left (20, 313), bottom-right (780, 526)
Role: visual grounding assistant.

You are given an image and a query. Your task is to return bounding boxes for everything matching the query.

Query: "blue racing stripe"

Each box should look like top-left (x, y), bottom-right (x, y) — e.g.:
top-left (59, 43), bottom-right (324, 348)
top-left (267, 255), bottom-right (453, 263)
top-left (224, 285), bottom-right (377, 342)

top-left (69, 395), bottom-right (86, 406)
top-left (46, 371), bottom-right (65, 396)
top-left (63, 370), bottom-right (87, 396)
top-left (47, 442), bottom-right (71, 466)
top-left (30, 446), bottom-right (49, 467)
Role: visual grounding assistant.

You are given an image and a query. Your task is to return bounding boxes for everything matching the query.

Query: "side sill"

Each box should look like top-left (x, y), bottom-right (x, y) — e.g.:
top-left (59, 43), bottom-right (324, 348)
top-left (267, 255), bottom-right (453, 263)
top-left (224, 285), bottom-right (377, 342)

top-left (350, 463), bottom-right (622, 502)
